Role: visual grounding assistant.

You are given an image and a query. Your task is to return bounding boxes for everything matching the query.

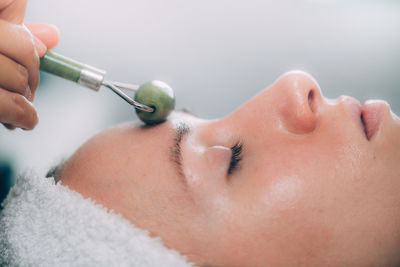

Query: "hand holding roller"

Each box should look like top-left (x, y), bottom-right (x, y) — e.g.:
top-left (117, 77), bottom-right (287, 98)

top-left (40, 51), bottom-right (175, 125)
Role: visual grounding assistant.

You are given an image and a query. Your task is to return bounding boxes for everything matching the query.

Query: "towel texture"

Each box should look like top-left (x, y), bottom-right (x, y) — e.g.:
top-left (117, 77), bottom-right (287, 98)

top-left (0, 172), bottom-right (193, 267)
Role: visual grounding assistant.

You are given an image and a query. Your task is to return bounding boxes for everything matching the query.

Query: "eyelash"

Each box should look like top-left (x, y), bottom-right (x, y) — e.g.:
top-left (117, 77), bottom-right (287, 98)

top-left (228, 142), bottom-right (243, 175)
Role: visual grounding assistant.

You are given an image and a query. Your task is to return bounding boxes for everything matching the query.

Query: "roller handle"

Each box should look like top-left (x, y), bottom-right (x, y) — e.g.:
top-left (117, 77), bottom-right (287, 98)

top-left (39, 51), bottom-right (106, 91)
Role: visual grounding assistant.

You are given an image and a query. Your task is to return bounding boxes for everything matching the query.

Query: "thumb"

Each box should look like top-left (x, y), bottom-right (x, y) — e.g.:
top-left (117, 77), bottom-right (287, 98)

top-left (25, 22), bottom-right (60, 57)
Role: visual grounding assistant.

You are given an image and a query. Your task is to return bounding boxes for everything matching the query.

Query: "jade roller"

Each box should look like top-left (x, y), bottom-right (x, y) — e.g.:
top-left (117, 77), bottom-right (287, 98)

top-left (39, 51), bottom-right (175, 125)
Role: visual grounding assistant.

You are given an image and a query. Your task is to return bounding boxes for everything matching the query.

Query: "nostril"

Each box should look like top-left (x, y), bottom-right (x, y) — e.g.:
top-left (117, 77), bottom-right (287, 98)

top-left (308, 89), bottom-right (314, 112)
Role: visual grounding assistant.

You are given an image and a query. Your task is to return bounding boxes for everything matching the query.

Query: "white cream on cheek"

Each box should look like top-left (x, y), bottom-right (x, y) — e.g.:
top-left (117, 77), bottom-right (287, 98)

top-left (182, 140), bottom-right (231, 188)
top-left (182, 141), bottom-right (234, 216)
top-left (205, 145), bottom-right (231, 172)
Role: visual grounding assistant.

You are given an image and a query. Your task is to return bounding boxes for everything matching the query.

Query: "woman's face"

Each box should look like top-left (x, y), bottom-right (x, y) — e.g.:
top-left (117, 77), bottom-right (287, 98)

top-left (60, 71), bottom-right (400, 267)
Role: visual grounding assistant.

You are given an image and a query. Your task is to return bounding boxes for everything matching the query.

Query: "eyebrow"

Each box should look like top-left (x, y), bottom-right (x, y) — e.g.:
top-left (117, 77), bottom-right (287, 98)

top-left (170, 121), bottom-right (191, 187)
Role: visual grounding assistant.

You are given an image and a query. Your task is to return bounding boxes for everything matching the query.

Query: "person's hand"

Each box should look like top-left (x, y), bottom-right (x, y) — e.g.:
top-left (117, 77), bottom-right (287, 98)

top-left (0, 0), bottom-right (59, 130)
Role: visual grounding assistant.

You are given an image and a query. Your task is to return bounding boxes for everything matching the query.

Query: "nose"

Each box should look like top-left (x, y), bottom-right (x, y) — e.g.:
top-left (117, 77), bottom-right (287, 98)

top-left (274, 71), bottom-right (323, 134)
top-left (232, 71), bottom-right (324, 135)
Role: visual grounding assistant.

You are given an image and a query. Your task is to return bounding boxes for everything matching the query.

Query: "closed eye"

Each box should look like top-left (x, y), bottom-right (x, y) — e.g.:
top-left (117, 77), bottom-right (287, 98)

top-left (228, 142), bottom-right (243, 175)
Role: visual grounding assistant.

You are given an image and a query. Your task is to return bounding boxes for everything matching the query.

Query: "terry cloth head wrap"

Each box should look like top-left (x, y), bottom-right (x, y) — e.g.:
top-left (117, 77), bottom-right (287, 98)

top-left (0, 172), bottom-right (193, 267)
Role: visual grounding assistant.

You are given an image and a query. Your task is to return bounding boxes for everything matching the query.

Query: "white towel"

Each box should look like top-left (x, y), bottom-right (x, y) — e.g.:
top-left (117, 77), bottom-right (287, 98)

top-left (0, 172), bottom-right (193, 267)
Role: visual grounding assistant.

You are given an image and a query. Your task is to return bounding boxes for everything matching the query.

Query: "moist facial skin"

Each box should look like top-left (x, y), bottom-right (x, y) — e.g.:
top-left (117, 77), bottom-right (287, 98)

top-left (59, 71), bottom-right (400, 267)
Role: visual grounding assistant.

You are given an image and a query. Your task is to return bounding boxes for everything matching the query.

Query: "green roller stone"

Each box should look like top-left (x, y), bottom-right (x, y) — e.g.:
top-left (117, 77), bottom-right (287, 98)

top-left (40, 51), bottom-right (84, 82)
top-left (134, 80), bottom-right (175, 125)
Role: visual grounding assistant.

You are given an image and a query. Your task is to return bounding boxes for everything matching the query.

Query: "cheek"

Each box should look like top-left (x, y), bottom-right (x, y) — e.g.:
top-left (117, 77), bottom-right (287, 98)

top-left (220, 173), bottom-right (335, 266)
top-left (261, 175), bottom-right (304, 209)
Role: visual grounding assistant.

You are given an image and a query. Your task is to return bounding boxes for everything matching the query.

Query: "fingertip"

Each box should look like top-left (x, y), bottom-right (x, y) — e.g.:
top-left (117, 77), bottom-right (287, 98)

top-left (25, 23), bottom-right (60, 52)
top-left (43, 24), bottom-right (60, 50)
top-left (22, 104), bottom-right (38, 130)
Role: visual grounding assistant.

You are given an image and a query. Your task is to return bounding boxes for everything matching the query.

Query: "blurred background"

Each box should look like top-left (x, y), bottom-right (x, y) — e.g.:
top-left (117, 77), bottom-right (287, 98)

top-left (0, 0), bottom-right (399, 201)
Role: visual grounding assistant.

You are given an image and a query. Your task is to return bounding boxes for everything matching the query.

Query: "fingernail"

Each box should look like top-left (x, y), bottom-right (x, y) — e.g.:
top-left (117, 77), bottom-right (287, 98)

top-left (25, 85), bottom-right (32, 101)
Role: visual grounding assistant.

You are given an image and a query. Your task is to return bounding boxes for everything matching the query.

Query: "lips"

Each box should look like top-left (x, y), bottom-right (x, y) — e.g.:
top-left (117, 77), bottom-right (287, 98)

top-left (361, 100), bottom-right (389, 140)
top-left (343, 97), bottom-right (389, 141)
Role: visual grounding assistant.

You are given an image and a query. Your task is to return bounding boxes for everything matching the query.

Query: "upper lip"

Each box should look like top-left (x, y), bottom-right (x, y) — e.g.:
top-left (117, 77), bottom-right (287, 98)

top-left (342, 97), bottom-right (368, 140)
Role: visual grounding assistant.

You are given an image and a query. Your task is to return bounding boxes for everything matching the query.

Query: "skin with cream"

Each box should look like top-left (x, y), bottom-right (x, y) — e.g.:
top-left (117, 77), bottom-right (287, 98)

top-left (59, 71), bottom-right (400, 267)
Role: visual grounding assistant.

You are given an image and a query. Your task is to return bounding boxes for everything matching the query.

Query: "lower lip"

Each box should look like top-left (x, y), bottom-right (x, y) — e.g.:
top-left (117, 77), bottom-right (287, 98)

top-left (361, 101), bottom-right (389, 140)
